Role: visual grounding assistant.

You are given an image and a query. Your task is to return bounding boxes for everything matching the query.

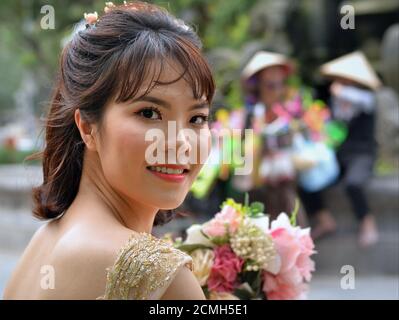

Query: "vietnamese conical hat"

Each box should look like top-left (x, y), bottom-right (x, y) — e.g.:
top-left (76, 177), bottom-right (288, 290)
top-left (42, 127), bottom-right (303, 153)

top-left (241, 51), bottom-right (294, 81)
top-left (320, 51), bottom-right (381, 90)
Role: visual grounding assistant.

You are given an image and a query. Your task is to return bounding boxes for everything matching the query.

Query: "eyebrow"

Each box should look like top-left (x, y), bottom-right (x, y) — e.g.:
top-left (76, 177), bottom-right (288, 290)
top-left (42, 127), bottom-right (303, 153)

top-left (131, 95), bottom-right (210, 111)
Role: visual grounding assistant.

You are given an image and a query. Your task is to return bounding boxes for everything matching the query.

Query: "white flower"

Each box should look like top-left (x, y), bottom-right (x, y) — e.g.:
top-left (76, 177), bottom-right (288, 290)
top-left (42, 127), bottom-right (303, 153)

top-left (184, 224), bottom-right (214, 247)
top-left (104, 2), bottom-right (115, 13)
top-left (191, 249), bottom-right (214, 286)
top-left (230, 219), bottom-right (276, 271)
top-left (270, 212), bottom-right (292, 230)
top-left (270, 212), bottom-right (310, 237)
top-left (249, 215), bottom-right (270, 233)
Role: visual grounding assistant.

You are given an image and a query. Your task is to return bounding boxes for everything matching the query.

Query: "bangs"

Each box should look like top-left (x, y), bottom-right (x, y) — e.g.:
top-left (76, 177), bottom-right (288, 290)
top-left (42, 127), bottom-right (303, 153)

top-left (114, 30), bottom-right (215, 105)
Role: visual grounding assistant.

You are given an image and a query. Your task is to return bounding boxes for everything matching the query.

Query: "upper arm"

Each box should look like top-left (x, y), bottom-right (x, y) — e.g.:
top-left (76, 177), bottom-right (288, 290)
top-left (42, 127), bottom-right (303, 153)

top-left (101, 233), bottom-right (202, 300)
top-left (160, 266), bottom-right (206, 300)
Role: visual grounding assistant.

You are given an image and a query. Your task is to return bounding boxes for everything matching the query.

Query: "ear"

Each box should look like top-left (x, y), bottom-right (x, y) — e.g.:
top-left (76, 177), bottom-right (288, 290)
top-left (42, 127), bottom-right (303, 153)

top-left (74, 109), bottom-right (97, 151)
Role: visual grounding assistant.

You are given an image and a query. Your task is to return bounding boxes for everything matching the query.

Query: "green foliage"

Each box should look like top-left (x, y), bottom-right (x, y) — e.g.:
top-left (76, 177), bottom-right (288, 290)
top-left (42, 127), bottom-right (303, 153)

top-left (176, 243), bottom-right (213, 253)
top-left (234, 270), bottom-right (264, 299)
top-left (0, 0), bottom-right (260, 118)
top-left (221, 195), bottom-right (265, 218)
top-left (152, 0), bottom-right (257, 48)
top-left (0, 147), bottom-right (40, 165)
top-left (248, 201), bottom-right (264, 217)
top-left (0, 28), bottom-right (24, 115)
top-left (225, 80), bottom-right (244, 109)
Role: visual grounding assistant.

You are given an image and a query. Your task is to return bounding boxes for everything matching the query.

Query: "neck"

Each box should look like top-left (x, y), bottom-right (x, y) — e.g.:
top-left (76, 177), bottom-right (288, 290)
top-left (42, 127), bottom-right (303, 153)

top-left (74, 150), bottom-right (158, 234)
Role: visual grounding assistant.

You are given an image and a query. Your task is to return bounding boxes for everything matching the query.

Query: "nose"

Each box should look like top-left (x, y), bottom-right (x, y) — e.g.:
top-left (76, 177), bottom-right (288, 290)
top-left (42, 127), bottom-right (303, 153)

top-left (176, 129), bottom-right (192, 153)
top-left (165, 121), bottom-right (192, 164)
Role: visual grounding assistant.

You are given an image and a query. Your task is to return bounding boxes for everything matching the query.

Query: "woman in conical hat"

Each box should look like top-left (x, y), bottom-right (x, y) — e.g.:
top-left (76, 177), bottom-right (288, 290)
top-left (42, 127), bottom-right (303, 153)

top-left (239, 51), bottom-right (309, 225)
top-left (320, 51), bottom-right (381, 91)
top-left (241, 51), bottom-right (294, 110)
top-left (317, 51), bottom-right (380, 247)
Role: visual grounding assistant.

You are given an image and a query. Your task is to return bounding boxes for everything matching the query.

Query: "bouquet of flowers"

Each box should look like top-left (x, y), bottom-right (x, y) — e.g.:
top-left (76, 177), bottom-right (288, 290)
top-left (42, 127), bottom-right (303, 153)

top-left (174, 196), bottom-right (316, 300)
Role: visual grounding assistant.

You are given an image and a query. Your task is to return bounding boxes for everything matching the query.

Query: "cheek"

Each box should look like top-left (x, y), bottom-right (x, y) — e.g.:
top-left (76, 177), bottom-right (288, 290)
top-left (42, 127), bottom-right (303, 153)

top-left (118, 124), bottom-right (147, 161)
top-left (99, 118), bottom-right (148, 190)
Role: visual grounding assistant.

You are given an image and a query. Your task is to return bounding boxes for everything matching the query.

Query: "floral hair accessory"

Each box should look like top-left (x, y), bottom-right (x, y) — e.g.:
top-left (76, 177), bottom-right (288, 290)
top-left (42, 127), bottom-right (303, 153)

top-left (104, 2), bottom-right (116, 13)
top-left (83, 11), bottom-right (98, 27)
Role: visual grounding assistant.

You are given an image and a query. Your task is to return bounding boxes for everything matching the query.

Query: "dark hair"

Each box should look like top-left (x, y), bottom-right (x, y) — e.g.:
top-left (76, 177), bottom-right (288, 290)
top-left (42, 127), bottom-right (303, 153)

top-left (29, 1), bottom-right (215, 226)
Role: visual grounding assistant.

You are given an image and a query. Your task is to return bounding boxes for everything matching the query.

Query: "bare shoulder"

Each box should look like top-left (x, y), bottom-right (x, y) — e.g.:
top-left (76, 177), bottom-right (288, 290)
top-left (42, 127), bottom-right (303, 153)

top-left (161, 265), bottom-right (206, 300)
top-left (49, 226), bottom-right (134, 299)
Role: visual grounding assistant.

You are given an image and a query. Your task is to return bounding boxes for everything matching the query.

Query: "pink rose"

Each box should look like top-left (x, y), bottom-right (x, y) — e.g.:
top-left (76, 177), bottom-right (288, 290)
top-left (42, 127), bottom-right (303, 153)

top-left (203, 219), bottom-right (227, 237)
top-left (262, 227), bottom-right (315, 300)
top-left (203, 205), bottom-right (241, 237)
top-left (270, 228), bottom-right (302, 273)
top-left (207, 245), bottom-right (244, 293)
top-left (264, 272), bottom-right (308, 300)
top-left (297, 234), bottom-right (316, 281)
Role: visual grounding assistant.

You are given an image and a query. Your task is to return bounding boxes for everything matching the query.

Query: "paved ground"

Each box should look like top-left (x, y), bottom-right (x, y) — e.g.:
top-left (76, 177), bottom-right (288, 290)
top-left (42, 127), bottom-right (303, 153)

top-left (308, 274), bottom-right (399, 300)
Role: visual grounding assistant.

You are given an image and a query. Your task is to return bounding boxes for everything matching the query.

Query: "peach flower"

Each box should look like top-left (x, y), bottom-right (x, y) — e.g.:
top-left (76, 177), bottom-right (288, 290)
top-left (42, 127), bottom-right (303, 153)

top-left (84, 12), bottom-right (98, 24)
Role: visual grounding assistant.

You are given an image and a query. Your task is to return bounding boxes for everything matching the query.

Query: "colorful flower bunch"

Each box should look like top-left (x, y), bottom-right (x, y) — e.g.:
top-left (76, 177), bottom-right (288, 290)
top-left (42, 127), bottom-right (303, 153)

top-left (271, 88), bottom-right (348, 147)
top-left (174, 197), bottom-right (316, 300)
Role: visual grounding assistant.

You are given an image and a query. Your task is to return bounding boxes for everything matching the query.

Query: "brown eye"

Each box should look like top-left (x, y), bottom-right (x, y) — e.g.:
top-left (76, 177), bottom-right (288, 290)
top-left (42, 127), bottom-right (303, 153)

top-left (137, 107), bottom-right (162, 120)
top-left (190, 115), bottom-right (208, 125)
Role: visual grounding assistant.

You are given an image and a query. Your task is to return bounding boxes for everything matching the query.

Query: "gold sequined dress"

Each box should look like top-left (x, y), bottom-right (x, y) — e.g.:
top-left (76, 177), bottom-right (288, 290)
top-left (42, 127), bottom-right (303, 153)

top-left (97, 232), bottom-right (193, 300)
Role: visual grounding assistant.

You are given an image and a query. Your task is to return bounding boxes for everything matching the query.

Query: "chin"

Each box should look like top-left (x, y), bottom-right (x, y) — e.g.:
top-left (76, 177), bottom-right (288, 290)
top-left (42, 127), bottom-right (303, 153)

top-left (151, 191), bottom-right (188, 210)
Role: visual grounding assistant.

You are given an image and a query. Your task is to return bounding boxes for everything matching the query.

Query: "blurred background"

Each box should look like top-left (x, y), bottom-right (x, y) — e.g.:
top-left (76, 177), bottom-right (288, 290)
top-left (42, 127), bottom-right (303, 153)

top-left (0, 0), bottom-right (398, 299)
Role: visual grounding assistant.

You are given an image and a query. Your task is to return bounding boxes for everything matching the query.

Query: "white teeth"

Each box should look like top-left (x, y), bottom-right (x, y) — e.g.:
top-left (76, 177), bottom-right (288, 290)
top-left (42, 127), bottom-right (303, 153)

top-left (148, 166), bottom-right (184, 174)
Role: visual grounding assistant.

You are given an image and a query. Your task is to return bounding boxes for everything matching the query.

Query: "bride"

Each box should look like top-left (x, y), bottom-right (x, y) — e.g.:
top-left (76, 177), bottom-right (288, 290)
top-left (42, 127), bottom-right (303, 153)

top-left (3, 1), bottom-right (214, 300)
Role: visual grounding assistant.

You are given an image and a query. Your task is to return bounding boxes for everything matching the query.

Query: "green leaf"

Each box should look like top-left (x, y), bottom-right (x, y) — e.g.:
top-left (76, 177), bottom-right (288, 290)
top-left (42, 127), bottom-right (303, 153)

top-left (249, 202), bottom-right (264, 217)
top-left (233, 287), bottom-right (254, 300)
top-left (239, 270), bottom-right (262, 294)
top-left (176, 243), bottom-right (212, 253)
top-left (202, 286), bottom-right (210, 299)
top-left (210, 235), bottom-right (230, 246)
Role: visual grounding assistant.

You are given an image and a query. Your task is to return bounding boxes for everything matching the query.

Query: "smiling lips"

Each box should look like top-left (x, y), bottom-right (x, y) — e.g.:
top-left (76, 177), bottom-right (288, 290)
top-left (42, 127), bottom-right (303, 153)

top-left (146, 164), bottom-right (189, 183)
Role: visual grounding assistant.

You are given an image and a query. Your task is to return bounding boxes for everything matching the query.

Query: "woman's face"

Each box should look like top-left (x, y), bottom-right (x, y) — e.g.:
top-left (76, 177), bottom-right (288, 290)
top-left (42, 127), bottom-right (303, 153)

top-left (94, 62), bottom-right (211, 210)
top-left (258, 66), bottom-right (287, 107)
